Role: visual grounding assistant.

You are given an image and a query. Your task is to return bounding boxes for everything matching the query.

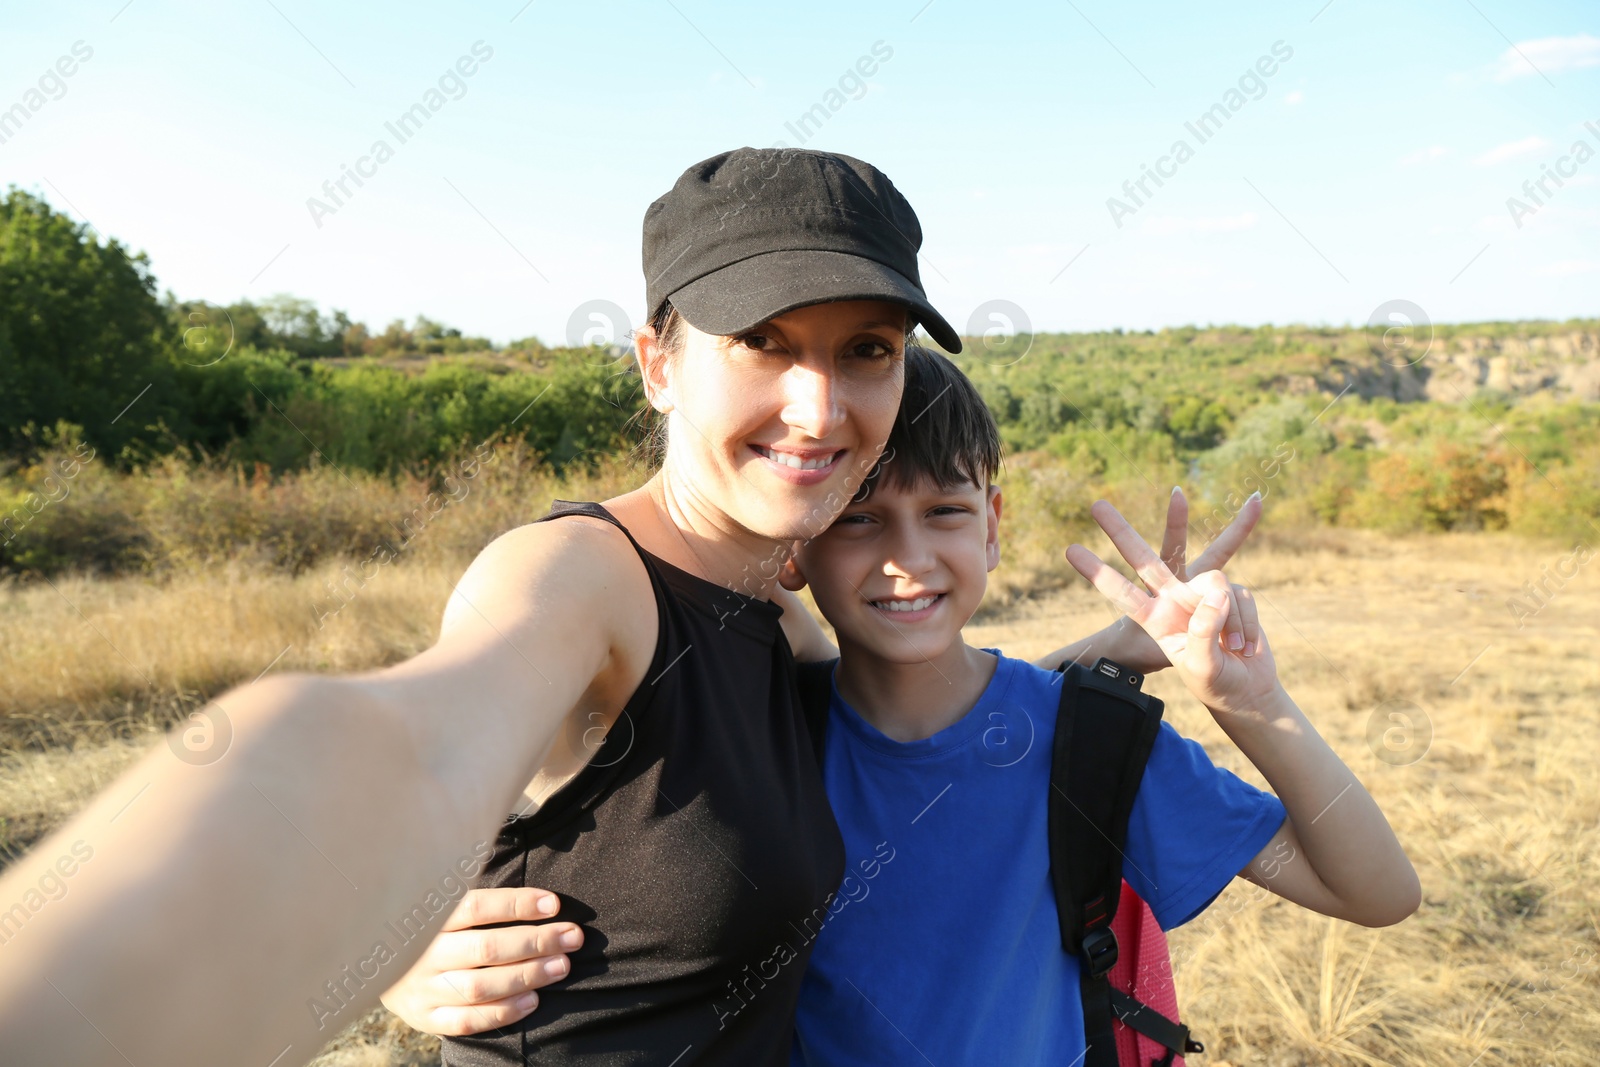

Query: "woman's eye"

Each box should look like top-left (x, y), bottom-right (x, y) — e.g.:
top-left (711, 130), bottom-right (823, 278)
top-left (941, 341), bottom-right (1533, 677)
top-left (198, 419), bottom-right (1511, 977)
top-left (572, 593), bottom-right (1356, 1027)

top-left (735, 332), bottom-right (771, 351)
top-left (850, 340), bottom-right (894, 360)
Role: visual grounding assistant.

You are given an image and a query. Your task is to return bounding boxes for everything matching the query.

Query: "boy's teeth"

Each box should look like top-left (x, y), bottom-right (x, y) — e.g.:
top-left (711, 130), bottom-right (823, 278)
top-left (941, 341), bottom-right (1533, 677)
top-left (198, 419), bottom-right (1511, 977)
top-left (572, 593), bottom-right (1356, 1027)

top-left (761, 447), bottom-right (837, 471)
top-left (876, 595), bottom-right (938, 613)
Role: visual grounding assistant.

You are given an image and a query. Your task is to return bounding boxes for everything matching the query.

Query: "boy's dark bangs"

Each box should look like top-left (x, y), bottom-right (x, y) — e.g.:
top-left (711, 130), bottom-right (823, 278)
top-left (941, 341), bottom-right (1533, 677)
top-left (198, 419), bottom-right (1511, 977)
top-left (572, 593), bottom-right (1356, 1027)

top-left (854, 346), bottom-right (1002, 502)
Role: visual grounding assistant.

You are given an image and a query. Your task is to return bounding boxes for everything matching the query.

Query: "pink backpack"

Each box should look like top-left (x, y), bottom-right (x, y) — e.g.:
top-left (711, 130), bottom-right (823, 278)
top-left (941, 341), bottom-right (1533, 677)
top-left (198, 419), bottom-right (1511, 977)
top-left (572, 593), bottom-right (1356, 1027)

top-left (1109, 882), bottom-right (1195, 1066)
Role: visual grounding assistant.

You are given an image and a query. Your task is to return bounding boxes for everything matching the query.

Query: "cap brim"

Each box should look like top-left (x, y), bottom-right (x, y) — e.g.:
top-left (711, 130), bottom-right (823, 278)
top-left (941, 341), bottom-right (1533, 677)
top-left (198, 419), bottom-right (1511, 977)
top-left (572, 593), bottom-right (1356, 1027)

top-left (666, 248), bottom-right (963, 354)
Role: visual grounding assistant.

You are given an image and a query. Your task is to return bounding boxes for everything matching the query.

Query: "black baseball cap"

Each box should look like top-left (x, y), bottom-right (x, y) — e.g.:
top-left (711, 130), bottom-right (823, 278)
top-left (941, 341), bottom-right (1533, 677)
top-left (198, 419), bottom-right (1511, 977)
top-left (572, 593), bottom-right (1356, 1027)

top-left (642, 147), bottom-right (962, 353)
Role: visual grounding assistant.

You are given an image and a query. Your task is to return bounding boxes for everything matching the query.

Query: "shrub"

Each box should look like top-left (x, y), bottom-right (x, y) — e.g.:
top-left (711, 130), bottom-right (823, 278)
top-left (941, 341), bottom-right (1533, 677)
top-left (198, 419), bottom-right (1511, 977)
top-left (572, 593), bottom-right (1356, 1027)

top-left (1500, 446), bottom-right (1600, 541)
top-left (1348, 440), bottom-right (1508, 532)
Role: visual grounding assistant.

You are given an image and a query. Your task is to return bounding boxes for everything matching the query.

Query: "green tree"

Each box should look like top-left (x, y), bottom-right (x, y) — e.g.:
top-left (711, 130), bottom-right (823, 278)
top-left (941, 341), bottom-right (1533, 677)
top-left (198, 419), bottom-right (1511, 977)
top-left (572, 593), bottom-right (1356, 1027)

top-left (163, 292), bottom-right (356, 361)
top-left (0, 187), bottom-right (172, 459)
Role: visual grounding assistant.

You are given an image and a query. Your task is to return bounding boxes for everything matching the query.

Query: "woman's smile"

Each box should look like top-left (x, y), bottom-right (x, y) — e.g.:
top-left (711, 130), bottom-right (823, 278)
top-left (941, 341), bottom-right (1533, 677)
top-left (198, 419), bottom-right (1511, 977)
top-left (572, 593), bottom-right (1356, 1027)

top-left (751, 443), bottom-right (846, 485)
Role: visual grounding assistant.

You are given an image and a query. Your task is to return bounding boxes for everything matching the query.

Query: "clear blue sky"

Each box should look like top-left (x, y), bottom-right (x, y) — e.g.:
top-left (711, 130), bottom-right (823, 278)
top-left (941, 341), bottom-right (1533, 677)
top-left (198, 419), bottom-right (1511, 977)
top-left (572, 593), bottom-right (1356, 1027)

top-left (4, 0), bottom-right (1597, 346)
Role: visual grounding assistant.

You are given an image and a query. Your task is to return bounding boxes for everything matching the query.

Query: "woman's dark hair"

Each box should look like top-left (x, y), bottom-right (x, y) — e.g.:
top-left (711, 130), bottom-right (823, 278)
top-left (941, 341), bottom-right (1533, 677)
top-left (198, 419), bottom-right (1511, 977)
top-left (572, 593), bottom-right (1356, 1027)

top-left (853, 345), bottom-right (1003, 502)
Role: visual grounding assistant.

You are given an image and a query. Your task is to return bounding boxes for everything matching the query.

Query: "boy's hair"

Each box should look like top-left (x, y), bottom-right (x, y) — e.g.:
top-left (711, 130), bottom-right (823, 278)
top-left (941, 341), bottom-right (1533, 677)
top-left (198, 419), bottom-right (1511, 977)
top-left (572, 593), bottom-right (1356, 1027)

top-left (855, 346), bottom-right (1002, 501)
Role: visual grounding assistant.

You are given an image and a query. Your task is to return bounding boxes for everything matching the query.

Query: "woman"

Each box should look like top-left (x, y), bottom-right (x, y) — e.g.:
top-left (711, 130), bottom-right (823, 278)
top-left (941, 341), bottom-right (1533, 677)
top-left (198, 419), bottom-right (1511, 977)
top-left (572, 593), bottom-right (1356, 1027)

top-left (0, 147), bottom-right (1254, 1066)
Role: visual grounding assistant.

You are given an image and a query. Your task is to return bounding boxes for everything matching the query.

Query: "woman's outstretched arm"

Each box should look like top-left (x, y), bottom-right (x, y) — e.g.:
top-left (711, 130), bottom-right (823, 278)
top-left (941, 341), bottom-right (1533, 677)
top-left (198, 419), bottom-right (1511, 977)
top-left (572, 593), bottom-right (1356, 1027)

top-left (0, 517), bottom-right (649, 1067)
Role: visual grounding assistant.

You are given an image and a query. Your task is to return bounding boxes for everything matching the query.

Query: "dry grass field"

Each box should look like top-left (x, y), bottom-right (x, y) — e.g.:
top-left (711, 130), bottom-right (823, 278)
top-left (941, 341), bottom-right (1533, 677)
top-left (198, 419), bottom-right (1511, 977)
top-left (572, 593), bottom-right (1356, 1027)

top-left (1, 514), bottom-right (1595, 1065)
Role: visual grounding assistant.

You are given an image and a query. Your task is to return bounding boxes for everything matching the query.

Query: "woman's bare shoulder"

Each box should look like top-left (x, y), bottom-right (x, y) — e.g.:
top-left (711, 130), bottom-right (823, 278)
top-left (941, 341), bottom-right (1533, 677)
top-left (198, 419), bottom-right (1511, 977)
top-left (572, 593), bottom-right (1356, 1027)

top-left (351, 507), bottom-right (656, 814)
top-left (445, 511), bottom-right (650, 632)
top-left (432, 504), bottom-right (658, 706)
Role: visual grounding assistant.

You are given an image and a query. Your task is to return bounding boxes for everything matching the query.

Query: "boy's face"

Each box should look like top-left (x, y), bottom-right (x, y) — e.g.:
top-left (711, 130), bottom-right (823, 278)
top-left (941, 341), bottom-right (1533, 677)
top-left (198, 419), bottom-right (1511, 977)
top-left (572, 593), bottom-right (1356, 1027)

top-left (788, 474), bottom-right (1002, 665)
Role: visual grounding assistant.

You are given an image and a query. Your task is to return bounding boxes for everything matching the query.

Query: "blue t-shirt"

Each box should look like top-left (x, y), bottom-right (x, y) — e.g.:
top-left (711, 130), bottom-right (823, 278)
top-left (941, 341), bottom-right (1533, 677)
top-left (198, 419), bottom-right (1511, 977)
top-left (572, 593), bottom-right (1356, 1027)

top-left (792, 652), bottom-right (1287, 1067)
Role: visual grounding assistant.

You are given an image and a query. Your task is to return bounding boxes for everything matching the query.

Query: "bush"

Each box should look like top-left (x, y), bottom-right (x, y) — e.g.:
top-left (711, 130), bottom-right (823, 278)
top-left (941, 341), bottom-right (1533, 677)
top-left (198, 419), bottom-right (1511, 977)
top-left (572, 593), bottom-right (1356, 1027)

top-left (1347, 440), bottom-right (1508, 532)
top-left (161, 346), bottom-right (643, 477)
top-left (1500, 446), bottom-right (1600, 541)
top-left (0, 428), bottom-right (650, 580)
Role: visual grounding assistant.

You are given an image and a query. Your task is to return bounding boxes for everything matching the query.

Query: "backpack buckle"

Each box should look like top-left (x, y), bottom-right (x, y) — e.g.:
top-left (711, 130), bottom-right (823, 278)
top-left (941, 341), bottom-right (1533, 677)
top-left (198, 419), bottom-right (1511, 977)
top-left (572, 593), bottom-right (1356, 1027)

top-left (1081, 926), bottom-right (1119, 979)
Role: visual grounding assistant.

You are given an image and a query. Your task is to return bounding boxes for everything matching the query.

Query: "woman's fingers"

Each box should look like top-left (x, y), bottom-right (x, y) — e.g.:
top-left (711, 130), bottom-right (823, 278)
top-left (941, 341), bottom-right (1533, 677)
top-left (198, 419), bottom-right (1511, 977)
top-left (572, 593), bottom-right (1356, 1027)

top-left (421, 990), bottom-right (543, 1037)
top-left (441, 887), bottom-right (560, 933)
top-left (1089, 500), bottom-right (1178, 593)
top-left (1065, 545), bottom-right (1149, 617)
top-left (1189, 492), bottom-right (1261, 575)
top-left (1158, 487), bottom-right (1189, 583)
top-left (431, 921), bottom-right (584, 974)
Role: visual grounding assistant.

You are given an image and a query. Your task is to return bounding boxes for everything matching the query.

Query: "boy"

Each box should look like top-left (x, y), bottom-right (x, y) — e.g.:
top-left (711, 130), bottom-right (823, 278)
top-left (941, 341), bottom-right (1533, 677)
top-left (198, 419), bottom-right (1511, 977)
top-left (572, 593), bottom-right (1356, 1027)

top-left (779, 348), bottom-right (1420, 1065)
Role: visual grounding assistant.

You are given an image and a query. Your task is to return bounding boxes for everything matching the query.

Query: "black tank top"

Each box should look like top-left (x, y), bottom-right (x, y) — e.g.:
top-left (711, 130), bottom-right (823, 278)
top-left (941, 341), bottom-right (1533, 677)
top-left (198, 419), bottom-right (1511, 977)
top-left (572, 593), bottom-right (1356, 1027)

top-left (442, 500), bottom-right (845, 1066)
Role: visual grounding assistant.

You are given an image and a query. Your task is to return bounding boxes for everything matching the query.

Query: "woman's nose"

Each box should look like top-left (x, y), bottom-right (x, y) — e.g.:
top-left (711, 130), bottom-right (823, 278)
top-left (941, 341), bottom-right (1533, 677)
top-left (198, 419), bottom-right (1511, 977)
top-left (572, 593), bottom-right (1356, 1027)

top-left (780, 361), bottom-right (844, 439)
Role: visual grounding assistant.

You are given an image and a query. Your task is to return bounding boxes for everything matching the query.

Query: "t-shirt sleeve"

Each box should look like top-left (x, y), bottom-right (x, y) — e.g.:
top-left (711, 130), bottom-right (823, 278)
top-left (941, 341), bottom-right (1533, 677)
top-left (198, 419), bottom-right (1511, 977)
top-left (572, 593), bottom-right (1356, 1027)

top-left (1121, 721), bottom-right (1287, 930)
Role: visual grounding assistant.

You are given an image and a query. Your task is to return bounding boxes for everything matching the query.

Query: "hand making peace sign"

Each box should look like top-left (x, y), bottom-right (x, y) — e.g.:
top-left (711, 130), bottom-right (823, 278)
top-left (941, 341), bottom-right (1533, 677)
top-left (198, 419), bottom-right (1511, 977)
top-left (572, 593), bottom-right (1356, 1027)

top-left (1067, 497), bottom-right (1284, 719)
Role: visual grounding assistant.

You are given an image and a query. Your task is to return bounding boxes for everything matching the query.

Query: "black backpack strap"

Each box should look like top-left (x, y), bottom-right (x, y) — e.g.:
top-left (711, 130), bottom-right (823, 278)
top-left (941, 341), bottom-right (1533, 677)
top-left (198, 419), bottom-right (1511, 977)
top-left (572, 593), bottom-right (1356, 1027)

top-left (1049, 657), bottom-right (1168, 1067)
top-left (794, 657), bottom-right (839, 763)
top-left (1108, 990), bottom-right (1204, 1066)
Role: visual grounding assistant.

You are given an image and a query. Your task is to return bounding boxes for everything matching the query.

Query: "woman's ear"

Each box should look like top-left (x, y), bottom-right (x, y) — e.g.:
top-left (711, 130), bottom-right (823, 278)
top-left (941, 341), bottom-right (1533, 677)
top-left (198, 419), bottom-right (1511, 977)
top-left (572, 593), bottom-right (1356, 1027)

top-left (635, 324), bottom-right (675, 414)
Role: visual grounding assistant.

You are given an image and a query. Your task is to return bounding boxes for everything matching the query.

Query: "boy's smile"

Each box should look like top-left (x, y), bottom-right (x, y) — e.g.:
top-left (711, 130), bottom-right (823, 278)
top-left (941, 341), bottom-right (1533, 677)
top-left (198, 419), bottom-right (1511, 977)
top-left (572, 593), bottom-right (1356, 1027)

top-left (866, 591), bottom-right (944, 620)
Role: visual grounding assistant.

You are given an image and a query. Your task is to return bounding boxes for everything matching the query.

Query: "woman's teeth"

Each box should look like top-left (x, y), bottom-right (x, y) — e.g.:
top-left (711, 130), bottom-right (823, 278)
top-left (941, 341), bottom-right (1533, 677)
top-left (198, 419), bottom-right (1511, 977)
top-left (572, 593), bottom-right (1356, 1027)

top-left (874, 595), bottom-right (939, 613)
top-left (759, 446), bottom-right (837, 471)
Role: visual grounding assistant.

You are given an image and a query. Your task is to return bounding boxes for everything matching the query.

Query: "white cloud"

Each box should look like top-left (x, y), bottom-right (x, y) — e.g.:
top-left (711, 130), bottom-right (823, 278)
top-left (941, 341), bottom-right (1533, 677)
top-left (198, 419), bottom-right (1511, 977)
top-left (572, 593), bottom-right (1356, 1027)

top-left (1400, 145), bottom-right (1449, 167)
top-left (1494, 33), bottom-right (1600, 81)
top-left (1284, 90), bottom-right (1304, 105)
top-left (1473, 136), bottom-right (1550, 166)
top-left (1534, 259), bottom-right (1598, 277)
top-left (1142, 212), bottom-right (1258, 236)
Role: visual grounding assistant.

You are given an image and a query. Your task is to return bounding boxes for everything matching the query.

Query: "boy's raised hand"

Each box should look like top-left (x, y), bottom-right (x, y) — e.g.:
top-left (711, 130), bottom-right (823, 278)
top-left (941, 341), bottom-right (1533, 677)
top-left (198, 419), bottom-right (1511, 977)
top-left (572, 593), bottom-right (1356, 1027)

top-left (1155, 486), bottom-right (1262, 585)
top-left (1073, 500), bottom-right (1424, 929)
top-left (1067, 500), bottom-right (1282, 719)
top-left (1043, 488), bottom-right (1262, 676)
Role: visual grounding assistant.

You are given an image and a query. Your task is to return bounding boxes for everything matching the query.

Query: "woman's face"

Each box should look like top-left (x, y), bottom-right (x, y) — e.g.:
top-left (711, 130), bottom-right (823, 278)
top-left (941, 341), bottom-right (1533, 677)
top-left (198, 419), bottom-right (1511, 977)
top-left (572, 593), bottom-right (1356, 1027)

top-left (642, 299), bottom-right (908, 544)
